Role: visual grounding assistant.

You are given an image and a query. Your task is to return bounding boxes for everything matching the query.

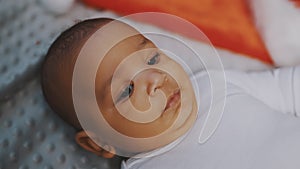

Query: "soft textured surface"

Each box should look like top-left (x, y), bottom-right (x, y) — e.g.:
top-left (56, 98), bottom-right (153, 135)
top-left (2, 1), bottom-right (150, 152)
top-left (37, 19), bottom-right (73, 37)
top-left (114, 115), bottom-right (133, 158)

top-left (0, 78), bottom-right (123, 169)
top-left (0, 0), bottom-right (270, 169)
top-left (82, 0), bottom-right (273, 64)
top-left (0, 0), bottom-right (96, 98)
top-left (250, 0), bottom-right (300, 66)
top-left (0, 0), bottom-right (123, 168)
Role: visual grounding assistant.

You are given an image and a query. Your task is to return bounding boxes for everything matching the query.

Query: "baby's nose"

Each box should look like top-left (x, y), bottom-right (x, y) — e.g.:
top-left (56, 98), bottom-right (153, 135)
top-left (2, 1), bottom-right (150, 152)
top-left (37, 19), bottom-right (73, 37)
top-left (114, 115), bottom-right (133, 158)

top-left (133, 70), bottom-right (166, 96)
top-left (146, 71), bottom-right (166, 96)
top-left (130, 70), bottom-right (166, 112)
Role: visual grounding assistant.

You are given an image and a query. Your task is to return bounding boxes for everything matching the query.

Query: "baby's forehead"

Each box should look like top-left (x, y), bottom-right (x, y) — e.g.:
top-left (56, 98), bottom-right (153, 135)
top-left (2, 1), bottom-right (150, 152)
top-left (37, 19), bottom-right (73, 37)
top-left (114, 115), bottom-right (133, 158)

top-left (82, 21), bottom-right (155, 91)
top-left (95, 34), bottom-right (152, 70)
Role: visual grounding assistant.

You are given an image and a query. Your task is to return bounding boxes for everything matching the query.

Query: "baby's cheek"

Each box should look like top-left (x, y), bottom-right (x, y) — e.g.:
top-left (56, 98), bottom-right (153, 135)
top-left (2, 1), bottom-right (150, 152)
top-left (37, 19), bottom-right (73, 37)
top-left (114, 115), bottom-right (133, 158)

top-left (129, 92), bottom-right (151, 111)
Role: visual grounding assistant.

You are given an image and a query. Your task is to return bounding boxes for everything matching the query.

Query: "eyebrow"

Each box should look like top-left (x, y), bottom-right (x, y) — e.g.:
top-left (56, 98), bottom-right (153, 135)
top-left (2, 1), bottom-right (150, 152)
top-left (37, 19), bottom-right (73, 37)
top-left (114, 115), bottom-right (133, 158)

top-left (137, 37), bottom-right (148, 49)
top-left (104, 76), bottom-right (112, 94)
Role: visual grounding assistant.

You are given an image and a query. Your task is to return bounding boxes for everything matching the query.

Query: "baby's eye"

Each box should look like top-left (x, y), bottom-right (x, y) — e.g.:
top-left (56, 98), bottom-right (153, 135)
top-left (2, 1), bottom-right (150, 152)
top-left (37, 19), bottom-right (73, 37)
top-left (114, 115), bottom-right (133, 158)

top-left (147, 52), bottom-right (160, 65)
top-left (117, 81), bottom-right (134, 103)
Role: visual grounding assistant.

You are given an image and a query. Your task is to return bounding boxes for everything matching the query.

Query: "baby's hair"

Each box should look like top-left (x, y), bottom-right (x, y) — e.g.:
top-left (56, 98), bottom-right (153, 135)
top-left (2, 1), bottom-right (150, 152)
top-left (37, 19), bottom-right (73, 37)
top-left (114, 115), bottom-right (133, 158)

top-left (42, 18), bottom-right (113, 130)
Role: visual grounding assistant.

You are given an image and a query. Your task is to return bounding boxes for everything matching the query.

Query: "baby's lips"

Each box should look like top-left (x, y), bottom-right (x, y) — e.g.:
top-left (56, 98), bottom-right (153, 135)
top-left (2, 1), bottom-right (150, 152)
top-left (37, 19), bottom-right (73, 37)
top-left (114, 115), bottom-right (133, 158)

top-left (164, 89), bottom-right (181, 111)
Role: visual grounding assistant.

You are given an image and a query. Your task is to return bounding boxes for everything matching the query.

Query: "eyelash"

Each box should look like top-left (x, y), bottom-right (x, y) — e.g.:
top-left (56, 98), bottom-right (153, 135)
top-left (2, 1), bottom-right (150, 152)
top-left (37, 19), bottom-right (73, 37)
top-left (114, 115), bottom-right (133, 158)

top-left (147, 52), bottom-right (160, 65)
top-left (117, 81), bottom-right (134, 103)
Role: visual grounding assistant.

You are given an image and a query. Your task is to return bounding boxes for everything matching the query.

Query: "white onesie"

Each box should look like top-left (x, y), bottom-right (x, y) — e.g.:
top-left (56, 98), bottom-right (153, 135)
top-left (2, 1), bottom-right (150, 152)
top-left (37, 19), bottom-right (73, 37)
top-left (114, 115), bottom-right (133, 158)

top-left (121, 66), bottom-right (300, 169)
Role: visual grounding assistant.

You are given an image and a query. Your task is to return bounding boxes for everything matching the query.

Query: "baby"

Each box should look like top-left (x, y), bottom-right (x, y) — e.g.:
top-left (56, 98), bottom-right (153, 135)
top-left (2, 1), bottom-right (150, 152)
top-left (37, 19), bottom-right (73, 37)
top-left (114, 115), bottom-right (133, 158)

top-left (42, 18), bottom-right (300, 169)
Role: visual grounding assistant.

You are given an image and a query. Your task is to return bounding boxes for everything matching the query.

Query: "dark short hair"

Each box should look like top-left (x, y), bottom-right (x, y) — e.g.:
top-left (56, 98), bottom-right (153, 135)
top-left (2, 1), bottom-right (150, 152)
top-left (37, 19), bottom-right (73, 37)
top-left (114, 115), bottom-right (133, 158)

top-left (41, 18), bottom-right (113, 130)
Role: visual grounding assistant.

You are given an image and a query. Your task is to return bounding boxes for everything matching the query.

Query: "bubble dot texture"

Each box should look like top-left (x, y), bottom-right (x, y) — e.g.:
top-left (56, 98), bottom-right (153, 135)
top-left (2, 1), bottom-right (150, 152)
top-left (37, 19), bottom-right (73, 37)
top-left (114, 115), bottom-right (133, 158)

top-left (0, 0), bottom-right (115, 99)
top-left (0, 0), bottom-right (123, 168)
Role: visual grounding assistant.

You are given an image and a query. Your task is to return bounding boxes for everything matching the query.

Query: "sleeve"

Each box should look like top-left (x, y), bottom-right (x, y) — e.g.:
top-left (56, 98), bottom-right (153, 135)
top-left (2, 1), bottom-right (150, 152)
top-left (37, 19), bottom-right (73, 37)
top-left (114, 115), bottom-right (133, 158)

top-left (225, 66), bottom-right (300, 117)
top-left (121, 161), bottom-right (129, 169)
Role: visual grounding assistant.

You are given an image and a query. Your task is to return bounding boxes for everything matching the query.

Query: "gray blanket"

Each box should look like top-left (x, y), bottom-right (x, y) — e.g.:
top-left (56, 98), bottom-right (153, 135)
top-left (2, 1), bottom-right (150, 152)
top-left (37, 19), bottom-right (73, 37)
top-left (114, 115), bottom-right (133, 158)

top-left (0, 0), bottom-right (122, 168)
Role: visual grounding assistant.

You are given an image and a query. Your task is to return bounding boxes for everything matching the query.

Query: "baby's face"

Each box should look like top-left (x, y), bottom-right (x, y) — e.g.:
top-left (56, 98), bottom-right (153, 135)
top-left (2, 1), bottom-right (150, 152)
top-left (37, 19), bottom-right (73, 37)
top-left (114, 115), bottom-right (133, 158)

top-left (83, 21), bottom-right (197, 151)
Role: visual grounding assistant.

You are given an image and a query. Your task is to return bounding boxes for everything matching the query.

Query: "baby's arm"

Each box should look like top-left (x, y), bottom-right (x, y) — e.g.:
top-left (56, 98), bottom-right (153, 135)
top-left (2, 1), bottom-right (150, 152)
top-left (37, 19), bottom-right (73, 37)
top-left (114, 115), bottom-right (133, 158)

top-left (225, 66), bottom-right (300, 117)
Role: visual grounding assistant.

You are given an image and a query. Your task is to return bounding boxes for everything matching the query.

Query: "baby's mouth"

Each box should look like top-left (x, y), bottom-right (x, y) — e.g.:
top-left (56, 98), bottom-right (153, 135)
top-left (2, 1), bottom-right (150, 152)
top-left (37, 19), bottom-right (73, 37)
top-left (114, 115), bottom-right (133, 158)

top-left (164, 89), bottom-right (181, 112)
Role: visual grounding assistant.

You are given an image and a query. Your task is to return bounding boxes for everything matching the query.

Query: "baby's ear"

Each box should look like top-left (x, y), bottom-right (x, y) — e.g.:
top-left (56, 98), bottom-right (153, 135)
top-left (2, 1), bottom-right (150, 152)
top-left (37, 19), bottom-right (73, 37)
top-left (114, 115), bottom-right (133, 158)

top-left (75, 130), bottom-right (115, 158)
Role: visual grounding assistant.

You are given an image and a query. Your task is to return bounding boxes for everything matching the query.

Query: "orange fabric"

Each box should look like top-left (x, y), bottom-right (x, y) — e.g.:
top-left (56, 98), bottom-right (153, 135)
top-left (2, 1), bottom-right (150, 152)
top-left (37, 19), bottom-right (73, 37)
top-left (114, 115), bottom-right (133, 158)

top-left (82, 0), bottom-right (273, 64)
top-left (290, 0), bottom-right (300, 7)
